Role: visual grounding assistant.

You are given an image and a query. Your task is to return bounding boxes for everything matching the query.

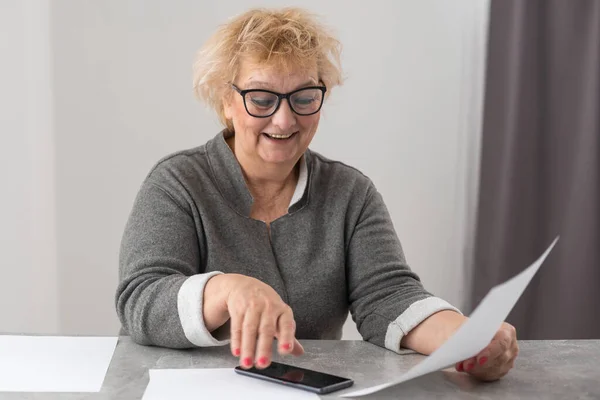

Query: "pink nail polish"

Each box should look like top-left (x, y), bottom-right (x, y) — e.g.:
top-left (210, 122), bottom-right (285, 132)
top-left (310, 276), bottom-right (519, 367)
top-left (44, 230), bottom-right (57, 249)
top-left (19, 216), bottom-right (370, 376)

top-left (233, 348), bottom-right (240, 356)
top-left (258, 357), bottom-right (268, 365)
top-left (479, 357), bottom-right (488, 366)
top-left (465, 362), bottom-right (474, 371)
top-left (243, 357), bottom-right (252, 367)
top-left (282, 343), bottom-right (291, 350)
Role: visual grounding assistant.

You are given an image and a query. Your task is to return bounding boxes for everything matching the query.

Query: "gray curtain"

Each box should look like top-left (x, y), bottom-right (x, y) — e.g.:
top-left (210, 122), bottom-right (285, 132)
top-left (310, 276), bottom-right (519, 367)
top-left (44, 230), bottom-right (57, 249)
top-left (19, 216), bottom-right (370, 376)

top-left (471, 0), bottom-right (600, 339)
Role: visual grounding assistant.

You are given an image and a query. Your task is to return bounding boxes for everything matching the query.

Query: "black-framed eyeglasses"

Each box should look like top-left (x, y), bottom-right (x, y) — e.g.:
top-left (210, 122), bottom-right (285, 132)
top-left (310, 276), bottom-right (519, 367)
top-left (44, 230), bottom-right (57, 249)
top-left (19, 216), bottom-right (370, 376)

top-left (231, 83), bottom-right (327, 118)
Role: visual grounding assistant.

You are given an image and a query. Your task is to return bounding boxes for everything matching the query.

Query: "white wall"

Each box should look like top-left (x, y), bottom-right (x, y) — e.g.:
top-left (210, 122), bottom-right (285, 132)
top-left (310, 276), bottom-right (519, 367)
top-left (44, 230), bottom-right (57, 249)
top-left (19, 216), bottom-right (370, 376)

top-left (3, 0), bottom-right (488, 338)
top-left (0, 0), bottom-right (58, 334)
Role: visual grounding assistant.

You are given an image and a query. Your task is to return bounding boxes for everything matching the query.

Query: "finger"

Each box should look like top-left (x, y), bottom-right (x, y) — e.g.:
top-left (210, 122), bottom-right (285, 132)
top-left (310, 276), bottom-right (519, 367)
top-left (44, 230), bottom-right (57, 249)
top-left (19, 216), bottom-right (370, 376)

top-left (230, 311), bottom-right (242, 357)
top-left (473, 352), bottom-right (512, 381)
top-left (290, 338), bottom-right (304, 356)
top-left (492, 354), bottom-right (516, 379)
top-left (240, 309), bottom-right (260, 369)
top-left (273, 334), bottom-right (303, 356)
top-left (462, 356), bottom-right (477, 372)
top-left (469, 347), bottom-right (518, 382)
top-left (493, 350), bottom-right (512, 368)
top-left (507, 353), bottom-right (517, 370)
top-left (254, 313), bottom-right (277, 369)
top-left (477, 331), bottom-right (512, 366)
top-left (483, 356), bottom-right (514, 381)
top-left (455, 361), bottom-right (464, 372)
top-left (476, 350), bottom-right (490, 367)
top-left (276, 306), bottom-right (297, 355)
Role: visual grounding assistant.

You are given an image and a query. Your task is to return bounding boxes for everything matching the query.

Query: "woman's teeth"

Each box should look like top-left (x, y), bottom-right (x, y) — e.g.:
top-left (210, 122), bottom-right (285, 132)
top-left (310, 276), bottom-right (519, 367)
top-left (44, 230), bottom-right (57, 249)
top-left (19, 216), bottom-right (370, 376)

top-left (265, 132), bottom-right (295, 139)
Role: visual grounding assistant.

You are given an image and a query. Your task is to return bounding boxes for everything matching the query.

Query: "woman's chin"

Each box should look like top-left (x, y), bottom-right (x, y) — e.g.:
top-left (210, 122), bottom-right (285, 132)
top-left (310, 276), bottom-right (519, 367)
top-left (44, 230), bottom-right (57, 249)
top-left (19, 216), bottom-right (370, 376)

top-left (257, 147), bottom-right (296, 164)
top-left (259, 151), bottom-right (299, 166)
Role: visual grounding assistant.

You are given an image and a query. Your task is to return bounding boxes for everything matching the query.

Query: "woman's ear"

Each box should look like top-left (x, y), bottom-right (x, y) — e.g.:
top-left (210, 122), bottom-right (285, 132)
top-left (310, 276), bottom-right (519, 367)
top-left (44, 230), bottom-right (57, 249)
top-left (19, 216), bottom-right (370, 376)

top-left (222, 93), bottom-right (233, 120)
top-left (222, 95), bottom-right (235, 132)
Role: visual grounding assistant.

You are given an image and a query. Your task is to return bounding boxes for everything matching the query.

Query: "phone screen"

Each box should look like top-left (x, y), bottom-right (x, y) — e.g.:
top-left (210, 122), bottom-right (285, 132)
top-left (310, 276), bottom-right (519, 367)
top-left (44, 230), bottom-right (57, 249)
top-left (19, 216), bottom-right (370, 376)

top-left (234, 361), bottom-right (353, 393)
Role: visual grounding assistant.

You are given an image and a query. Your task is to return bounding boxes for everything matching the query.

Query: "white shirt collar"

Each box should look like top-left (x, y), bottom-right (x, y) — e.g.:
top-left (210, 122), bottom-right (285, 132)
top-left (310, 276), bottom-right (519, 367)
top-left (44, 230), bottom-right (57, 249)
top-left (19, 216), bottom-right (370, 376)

top-left (289, 155), bottom-right (308, 208)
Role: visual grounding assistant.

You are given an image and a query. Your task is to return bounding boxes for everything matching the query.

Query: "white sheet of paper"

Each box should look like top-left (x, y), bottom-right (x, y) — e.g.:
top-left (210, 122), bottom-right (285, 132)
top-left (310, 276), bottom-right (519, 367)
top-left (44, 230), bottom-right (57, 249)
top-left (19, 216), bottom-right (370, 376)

top-left (341, 237), bottom-right (559, 397)
top-left (0, 336), bottom-right (118, 392)
top-left (142, 369), bottom-right (319, 400)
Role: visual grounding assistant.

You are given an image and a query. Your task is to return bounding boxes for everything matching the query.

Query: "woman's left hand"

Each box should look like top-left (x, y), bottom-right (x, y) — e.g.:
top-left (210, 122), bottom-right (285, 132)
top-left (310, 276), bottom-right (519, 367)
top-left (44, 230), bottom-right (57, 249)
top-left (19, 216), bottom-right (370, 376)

top-left (455, 322), bottom-right (519, 381)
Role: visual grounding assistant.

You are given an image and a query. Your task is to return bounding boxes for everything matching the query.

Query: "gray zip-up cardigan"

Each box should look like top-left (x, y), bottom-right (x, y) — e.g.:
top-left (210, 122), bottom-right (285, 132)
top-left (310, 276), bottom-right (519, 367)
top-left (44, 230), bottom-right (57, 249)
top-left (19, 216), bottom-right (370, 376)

top-left (115, 130), bottom-right (459, 352)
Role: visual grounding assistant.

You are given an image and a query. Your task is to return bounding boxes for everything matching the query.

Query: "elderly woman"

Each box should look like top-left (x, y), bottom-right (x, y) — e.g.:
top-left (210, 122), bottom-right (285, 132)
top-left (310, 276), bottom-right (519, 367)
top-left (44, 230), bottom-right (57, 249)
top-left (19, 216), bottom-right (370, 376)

top-left (116, 7), bottom-right (518, 381)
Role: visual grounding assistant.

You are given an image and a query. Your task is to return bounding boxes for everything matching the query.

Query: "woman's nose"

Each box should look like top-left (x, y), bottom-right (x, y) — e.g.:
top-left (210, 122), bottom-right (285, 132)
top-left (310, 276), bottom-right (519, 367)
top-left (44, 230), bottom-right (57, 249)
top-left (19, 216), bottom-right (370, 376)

top-left (270, 99), bottom-right (297, 131)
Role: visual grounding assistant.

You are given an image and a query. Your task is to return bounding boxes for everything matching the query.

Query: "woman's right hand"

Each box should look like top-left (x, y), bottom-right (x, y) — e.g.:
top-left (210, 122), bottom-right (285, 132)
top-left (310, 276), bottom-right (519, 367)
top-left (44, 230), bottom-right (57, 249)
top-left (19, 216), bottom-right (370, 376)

top-left (204, 273), bottom-right (303, 369)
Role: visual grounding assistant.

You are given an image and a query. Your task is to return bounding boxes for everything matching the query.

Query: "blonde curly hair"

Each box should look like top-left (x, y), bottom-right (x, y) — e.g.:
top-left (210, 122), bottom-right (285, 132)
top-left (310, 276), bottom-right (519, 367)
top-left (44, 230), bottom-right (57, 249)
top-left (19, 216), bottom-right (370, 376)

top-left (193, 7), bottom-right (344, 131)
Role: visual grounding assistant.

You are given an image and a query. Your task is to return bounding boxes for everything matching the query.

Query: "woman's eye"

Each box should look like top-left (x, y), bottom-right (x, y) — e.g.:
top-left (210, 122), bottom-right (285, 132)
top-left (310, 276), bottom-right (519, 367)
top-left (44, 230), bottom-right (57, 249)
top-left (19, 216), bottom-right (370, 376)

top-left (250, 97), bottom-right (276, 108)
top-left (294, 97), bottom-right (315, 106)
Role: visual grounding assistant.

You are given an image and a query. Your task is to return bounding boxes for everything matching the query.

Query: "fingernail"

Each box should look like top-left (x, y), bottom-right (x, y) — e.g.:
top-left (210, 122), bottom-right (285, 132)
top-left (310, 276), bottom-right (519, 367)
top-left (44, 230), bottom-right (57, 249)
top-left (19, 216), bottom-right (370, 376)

top-left (456, 363), bottom-right (464, 372)
top-left (282, 343), bottom-right (291, 350)
top-left (479, 357), bottom-right (488, 366)
top-left (243, 357), bottom-right (252, 367)
top-left (233, 349), bottom-right (240, 356)
top-left (465, 362), bottom-right (474, 371)
top-left (258, 357), bottom-right (268, 365)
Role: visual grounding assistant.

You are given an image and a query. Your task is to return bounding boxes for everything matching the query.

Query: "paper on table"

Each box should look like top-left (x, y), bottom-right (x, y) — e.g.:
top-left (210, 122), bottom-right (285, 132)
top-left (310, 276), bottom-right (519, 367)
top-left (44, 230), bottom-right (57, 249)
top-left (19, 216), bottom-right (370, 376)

top-left (0, 336), bottom-right (118, 392)
top-left (341, 237), bottom-right (559, 397)
top-left (142, 368), bottom-right (319, 400)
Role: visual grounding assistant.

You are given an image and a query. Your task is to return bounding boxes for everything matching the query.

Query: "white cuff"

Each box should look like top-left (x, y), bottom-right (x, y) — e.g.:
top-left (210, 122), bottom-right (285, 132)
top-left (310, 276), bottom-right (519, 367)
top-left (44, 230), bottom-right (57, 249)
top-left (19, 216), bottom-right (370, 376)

top-left (384, 297), bottom-right (462, 353)
top-left (177, 272), bottom-right (231, 347)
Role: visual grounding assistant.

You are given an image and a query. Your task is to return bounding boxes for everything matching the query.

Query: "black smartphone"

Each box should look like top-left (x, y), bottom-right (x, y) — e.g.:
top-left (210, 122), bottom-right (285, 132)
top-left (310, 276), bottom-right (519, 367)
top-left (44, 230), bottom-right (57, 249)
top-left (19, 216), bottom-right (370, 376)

top-left (234, 361), bottom-right (354, 394)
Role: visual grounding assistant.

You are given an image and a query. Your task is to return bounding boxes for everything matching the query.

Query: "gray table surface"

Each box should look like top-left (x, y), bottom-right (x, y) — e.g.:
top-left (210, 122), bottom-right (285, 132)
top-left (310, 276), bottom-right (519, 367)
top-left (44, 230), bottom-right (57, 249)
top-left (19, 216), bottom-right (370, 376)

top-left (4, 337), bottom-right (600, 399)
